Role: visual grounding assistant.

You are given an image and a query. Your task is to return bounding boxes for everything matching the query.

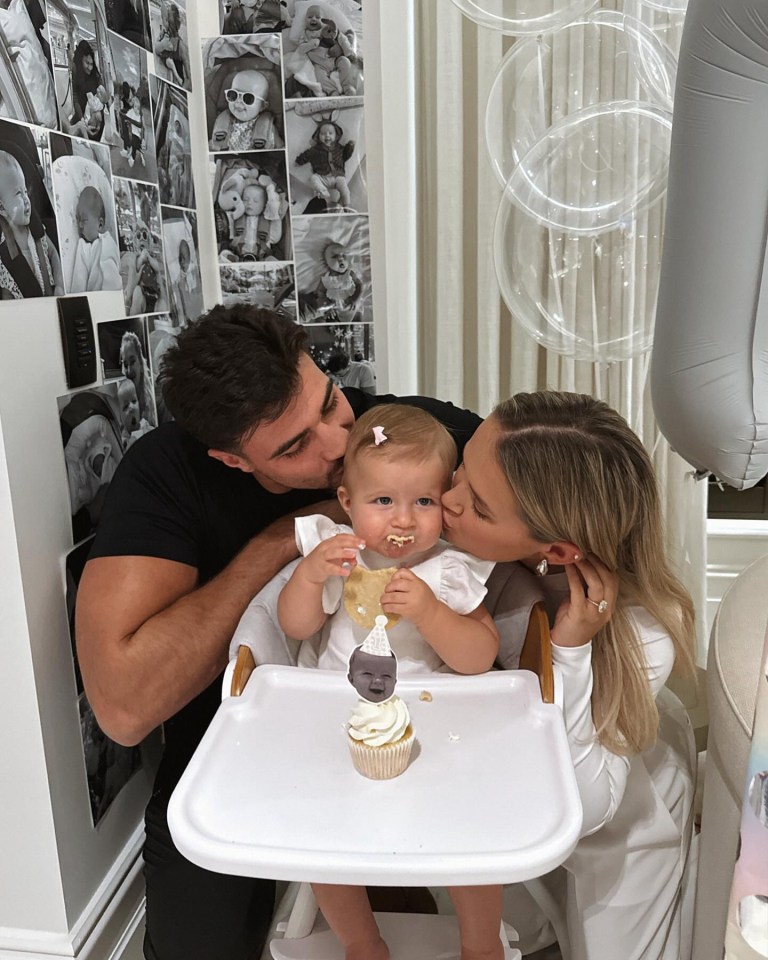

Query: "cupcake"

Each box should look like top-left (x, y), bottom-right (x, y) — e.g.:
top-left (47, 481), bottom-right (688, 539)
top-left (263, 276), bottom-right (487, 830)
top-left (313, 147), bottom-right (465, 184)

top-left (347, 696), bottom-right (414, 779)
top-left (345, 614), bottom-right (414, 779)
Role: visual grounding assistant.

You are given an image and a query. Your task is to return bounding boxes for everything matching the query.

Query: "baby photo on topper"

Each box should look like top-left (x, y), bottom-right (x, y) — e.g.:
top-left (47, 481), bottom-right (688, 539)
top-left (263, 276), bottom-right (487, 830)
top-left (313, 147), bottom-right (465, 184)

top-left (347, 615), bottom-right (398, 704)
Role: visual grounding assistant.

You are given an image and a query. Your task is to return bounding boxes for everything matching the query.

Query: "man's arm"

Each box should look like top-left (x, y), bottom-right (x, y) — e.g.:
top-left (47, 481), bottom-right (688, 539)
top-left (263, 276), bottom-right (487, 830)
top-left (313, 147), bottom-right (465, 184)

top-left (77, 503), bottom-right (345, 746)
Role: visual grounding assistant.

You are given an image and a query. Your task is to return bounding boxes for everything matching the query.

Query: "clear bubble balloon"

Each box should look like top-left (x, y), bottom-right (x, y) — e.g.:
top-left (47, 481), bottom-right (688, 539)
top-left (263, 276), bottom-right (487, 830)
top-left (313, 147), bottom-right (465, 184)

top-left (503, 100), bottom-right (671, 236)
top-left (485, 11), bottom-right (677, 188)
top-left (448, 0), bottom-right (598, 37)
top-left (494, 187), bottom-right (665, 362)
top-left (636, 0), bottom-right (688, 14)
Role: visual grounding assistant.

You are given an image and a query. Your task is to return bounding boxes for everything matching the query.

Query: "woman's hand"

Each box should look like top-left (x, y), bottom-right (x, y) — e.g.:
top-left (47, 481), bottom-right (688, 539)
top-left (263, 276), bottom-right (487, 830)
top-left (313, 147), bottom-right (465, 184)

top-left (551, 555), bottom-right (618, 648)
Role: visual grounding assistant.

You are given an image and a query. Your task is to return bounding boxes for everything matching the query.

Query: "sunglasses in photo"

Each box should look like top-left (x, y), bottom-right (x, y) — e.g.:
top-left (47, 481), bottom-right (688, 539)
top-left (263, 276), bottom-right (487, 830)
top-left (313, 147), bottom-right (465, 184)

top-left (225, 88), bottom-right (266, 106)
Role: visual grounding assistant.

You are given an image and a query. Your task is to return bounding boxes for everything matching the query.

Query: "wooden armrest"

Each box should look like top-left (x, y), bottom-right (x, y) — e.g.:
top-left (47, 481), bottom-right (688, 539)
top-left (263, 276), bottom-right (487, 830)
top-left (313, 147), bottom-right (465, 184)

top-left (519, 601), bottom-right (555, 704)
top-left (231, 644), bottom-right (256, 697)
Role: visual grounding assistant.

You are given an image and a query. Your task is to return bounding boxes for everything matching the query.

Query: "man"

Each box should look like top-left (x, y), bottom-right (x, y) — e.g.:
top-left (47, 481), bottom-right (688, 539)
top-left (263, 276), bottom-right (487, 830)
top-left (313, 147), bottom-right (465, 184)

top-left (326, 350), bottom-right (376, 395)
top-left (76, 306), bottom-right (480, 960)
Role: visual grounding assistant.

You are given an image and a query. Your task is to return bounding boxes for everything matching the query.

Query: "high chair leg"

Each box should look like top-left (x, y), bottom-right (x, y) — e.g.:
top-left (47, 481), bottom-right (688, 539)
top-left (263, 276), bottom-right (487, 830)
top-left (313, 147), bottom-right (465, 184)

top-left (523, 877), bottom-right (570, 960)
top-left (284, 883), bottom-right (319, 940)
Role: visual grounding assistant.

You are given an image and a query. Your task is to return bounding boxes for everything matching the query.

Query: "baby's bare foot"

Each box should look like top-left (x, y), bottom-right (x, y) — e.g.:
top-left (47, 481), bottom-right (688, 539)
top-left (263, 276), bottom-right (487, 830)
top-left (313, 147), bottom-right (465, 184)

top-left (345, 936), bottom-right (389, 960)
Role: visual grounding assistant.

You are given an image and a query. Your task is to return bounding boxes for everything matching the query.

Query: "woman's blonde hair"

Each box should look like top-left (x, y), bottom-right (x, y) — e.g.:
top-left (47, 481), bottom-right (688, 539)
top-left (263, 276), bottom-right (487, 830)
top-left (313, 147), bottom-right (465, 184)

top-left (344, 404), bottom-right (457, 482)
top-left (493, 391), bottom-right (695, 754)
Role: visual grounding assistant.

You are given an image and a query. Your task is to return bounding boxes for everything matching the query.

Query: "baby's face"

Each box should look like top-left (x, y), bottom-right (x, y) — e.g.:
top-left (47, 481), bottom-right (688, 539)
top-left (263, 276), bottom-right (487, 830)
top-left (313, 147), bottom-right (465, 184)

top-left (118, 380), bottom-right (140, 432)
top-left (317, 123), bottom-right (338, 147)
top-left (120, 342), bottom-right (140, 382)
top-left (324, 242), bottom-right (349, 274)
top-left (178, 244), bottom-right (190, 272)
top-left (226, 71), bottom-right (268, 122)
top-left (243, 185), bottom-right (266, 216)
top-left (305, 5), bottom-right (323, 31)
top-left (0, 164), bottom-right (31, 228)
top-left (241, 0), bottom-right (264, 8)
top-left (76, 197), bottom-right (102, 242)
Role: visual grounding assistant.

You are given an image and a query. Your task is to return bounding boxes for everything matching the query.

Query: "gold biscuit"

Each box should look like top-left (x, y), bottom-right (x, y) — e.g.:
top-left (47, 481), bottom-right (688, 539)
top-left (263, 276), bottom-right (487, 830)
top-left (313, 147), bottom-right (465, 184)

top-left (343, 566), bottom-right (401, 629)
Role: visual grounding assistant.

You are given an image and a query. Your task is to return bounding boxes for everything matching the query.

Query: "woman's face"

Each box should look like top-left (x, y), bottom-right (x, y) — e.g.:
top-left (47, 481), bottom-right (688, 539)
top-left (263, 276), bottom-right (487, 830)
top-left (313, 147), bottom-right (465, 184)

top-left (441, 417), bottom-right (546, 563)
top-left (82, 53), bottom-right (94, 74)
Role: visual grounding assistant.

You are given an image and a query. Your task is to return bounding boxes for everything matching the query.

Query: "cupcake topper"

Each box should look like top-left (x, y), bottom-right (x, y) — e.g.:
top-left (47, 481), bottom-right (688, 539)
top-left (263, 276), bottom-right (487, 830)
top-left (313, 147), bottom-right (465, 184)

top-left (347, 615), bottom-right (398, 703)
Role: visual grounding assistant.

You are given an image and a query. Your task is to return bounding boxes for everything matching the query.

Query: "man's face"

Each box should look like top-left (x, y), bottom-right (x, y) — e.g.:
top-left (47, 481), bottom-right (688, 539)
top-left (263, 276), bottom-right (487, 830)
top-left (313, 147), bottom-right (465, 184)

top-left (348, 649), bottom-right (397, 703)
top-left (209, 353), bottom-right (355, 493)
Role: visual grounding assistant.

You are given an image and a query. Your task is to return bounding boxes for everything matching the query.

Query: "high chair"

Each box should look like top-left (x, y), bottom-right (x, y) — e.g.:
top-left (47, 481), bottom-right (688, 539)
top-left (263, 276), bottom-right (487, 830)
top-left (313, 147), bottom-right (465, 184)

top-left (228, 601), bottom-right (570, 960)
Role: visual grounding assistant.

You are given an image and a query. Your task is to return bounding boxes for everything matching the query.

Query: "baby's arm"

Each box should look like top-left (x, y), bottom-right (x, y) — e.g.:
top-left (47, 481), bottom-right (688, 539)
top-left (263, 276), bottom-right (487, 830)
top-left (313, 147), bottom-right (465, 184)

top-left (341, 140), bottom-right (355, 162)
top-left (345, 270), bottom-right (362, 307)
top-left (297, 36), bottom-right (321, 53)
top-left (294, 147), bottom-right (312, 166)
top-left (47, 237), bottom-right (65, 295)
top-left (277, 532), bottom-right (364, 640)
top-left (381, 569), bottom-right (499, 673)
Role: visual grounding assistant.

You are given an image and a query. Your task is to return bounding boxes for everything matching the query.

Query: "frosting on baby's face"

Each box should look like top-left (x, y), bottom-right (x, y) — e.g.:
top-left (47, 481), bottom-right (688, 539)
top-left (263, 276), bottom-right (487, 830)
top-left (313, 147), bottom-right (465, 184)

top-left (227, 70), bottom-right (269, 123)
top-left (243, 184), bottom-right (267, 216)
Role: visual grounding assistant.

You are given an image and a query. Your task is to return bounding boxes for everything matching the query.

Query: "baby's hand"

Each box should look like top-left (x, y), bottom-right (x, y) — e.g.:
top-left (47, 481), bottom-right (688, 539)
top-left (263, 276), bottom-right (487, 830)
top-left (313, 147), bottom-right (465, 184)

top-left (299, 533), bottom-right (365, 585)
top-left (380, 568), bottom-right (437, 627)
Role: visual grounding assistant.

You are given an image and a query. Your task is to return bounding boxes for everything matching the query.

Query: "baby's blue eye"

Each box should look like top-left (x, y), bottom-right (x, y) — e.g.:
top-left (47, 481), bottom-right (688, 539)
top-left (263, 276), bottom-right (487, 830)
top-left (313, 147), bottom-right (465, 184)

top-left (375, 496), bottom-right (392, 505)
top-left (417, 497), bottom-right (433, 506)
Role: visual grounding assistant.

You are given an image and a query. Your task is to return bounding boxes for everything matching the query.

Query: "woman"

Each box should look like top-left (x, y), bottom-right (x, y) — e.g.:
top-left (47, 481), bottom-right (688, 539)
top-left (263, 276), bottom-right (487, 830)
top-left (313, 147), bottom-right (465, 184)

top-left (69, 39), bottom-right (104, 141)
top-left (441, 391), bottom-right (697, 960)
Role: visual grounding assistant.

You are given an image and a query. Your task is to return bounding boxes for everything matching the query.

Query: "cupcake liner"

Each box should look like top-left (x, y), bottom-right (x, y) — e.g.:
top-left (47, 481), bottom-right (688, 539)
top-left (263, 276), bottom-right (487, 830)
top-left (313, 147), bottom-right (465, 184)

top-left (348, 726), bottom-right (414, 780)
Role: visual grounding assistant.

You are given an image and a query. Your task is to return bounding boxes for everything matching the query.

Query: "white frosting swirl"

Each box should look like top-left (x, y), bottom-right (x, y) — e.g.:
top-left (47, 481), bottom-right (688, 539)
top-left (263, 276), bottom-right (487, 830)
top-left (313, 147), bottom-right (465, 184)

top-left (347, 696), bottom-right (411, 747)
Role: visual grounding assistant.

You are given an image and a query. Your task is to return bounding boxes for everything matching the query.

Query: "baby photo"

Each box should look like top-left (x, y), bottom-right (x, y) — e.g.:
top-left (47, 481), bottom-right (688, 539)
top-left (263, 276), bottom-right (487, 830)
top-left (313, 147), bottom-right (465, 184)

top-left (0, 0), bottom-right (58, 128)
top-left (305, 320), bottom-right (375, 393)
top-left (107, 31), bottom-right (157, 182)
top-left (219, 261), bottom-right (295, 318)
top-left (151, 75), bottom-right (194, 207)
top-left (113, 177), bottom-right (169, 315)
top-left (149, 0), bottom-right (191, 90)
top-left (212, 150), bottom-right (291, 263)
top-left (97, 315), bottom-right (157, 436)
top-left (203, 33), bottom-right (284, 153)
top-left (78, 692), bottom-right (141, 826)
top-left (106, 0), bottom-right (152, 52)
top-left (219, 0), bottom-right (289, 34)
top-left (293, 212), bottom-right (371, 323)
top-left (285, 96), bottom-right (366, 215)
top-left (282, 0), bottom-right (363, 99)
top-left (58, 384), bottom-right (124, 543)
top-left (0, 118), bottom-right (63, 298)
top-left (147, 312), bottom-right (180, 423)
top-left (49, 4), bottom-right (115, 143)
top-left (161, 207), bottom-right (204, 325)
top-left (50, 131), bottom-right (121, 294)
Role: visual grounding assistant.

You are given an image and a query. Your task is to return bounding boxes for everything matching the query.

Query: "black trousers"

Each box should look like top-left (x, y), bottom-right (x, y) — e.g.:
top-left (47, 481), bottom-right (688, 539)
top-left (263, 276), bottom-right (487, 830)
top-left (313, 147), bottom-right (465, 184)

top-left (143, 793), bottom-right (275, 960)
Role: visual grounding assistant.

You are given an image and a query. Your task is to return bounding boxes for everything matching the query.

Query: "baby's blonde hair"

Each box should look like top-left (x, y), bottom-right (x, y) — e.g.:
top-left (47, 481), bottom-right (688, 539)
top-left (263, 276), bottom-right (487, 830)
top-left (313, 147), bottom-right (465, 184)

top-left (344, 404), bottom-right (457, 486)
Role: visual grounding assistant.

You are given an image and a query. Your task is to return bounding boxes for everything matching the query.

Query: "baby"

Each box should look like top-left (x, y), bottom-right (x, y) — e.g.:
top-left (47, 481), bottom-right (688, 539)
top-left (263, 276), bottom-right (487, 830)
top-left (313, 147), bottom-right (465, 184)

top-left (288, 5), bottom-right (357, 97)
top-left (172, 238), bottom-right (203, 322)
top-left (313, 240), bottom-right (361, 321)
top-left (84, 85), bottom-right (109, 139)
top-left (125, 94), bottom-right (144, 168)
top-left (209, 69), bottom-right (283, 152)
top-left (70, 185), bottom-right (120, 293)
top-left (235, 183), bottom-right (282, 260)
top-left (117, 377), bottom-right (152, 449)
top-left (296, 119), bottom-right (354, 209)
top-left (0, 150), bottom-right (64, 298)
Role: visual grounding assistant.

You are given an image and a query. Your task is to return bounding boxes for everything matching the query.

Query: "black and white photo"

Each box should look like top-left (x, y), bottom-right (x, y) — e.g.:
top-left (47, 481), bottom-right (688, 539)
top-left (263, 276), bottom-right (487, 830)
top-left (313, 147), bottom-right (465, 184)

top-left (161, 207), bottom-right (203, 325)
top-left (147, 312), bottom-right (179, 422)
top-left (282, 0), bottom-right (363, 99)
top-left (305, 320), bottom-right (375, 391)
top-left (79, 692), bottom-right (141, 825)
top-left (113, 177), bottom-right (168, 314)
top-left (220, 0), bottom-right (288, 34)
top-left (285, 96), bottom-right (366, 214)
top-left (65, 535), bottom-right (95, 697)
top-left (0, 118), bottom-right (63, 298)
top-left (212, 150), bottom-right (291, 263)
top-left (108, 31), bottom-right (157, 181)
top-left (149, 0), bottom-right (191, 90)
top-left (219, 260), bottom-right (295, 317)
top-left (0, 0), bottom-right (58, 128)
top-left (293, 212), bottom-right (371, 323)
top-left (203, 33), bottom-right (284, 153)
top-left (151, 75), bottom-right (193, 207)
top-left (58, 384), bottom-right (124, 543)
top-left (105, 0), bottom-right (152, 52)
top-left (50, 131), bottom-right (121, 293)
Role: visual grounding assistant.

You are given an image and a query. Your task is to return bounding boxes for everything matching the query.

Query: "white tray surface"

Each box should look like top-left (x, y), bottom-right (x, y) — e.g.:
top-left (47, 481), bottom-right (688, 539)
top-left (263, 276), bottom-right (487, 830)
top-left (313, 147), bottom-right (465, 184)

top-left (169, 666), bottom-right (582, 885)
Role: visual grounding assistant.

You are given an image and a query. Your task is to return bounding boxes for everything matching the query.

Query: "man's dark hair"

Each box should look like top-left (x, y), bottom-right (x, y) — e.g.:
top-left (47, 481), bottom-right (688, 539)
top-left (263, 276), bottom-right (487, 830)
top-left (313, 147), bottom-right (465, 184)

top-left (159, 305), bottom-right (308, 451)
top-left (326, 351), bottom-right (350, 374)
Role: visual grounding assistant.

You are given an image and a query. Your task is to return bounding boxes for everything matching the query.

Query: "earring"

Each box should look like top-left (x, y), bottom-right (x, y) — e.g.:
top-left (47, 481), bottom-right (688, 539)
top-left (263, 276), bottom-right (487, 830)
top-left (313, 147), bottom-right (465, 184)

top-left (535, 558), bottom-right (548, 577)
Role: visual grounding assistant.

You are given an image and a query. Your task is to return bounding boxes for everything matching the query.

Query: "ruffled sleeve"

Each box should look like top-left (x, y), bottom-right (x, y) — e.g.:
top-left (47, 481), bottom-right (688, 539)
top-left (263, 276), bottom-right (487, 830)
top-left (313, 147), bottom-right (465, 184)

top-left (293, 514), bottom-right (353, 615)
top-left (437, 547), bottom-right (495, 615)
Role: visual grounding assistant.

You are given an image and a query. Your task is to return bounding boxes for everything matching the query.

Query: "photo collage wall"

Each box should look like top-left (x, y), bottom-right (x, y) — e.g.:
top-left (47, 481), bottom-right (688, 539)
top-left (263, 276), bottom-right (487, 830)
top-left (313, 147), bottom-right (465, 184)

top-left (207, 0), bottom-right (376, 394)
top-left (0, 0), bottom-right (200, 823)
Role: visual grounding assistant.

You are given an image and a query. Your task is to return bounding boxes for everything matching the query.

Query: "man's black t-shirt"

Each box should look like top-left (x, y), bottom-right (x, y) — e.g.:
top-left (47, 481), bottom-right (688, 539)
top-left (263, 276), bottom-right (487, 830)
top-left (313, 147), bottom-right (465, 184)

top-left (89, 388), bottom-right (481, 793)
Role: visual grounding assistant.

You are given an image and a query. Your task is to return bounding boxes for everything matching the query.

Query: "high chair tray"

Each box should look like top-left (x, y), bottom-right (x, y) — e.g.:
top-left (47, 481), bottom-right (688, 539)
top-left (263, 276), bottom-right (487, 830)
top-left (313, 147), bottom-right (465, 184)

top-left (168, 666), bottom-right (582, 885)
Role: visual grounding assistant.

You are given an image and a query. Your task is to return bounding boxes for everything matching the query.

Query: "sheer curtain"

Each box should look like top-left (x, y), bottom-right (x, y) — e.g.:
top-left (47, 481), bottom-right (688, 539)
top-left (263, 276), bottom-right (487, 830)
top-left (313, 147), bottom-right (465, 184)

top-left (414, 1), bottom-right (707, 659)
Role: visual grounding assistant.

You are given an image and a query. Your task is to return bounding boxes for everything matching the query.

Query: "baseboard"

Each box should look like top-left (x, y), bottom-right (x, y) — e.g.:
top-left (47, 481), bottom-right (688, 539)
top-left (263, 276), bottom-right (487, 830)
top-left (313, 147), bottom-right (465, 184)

top-left (0, 826), bottom-right (145, 960)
